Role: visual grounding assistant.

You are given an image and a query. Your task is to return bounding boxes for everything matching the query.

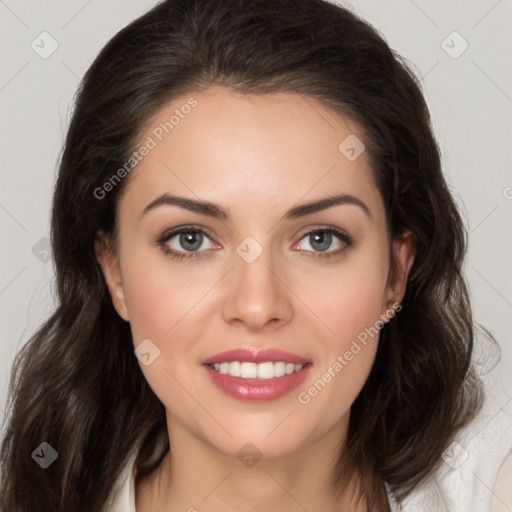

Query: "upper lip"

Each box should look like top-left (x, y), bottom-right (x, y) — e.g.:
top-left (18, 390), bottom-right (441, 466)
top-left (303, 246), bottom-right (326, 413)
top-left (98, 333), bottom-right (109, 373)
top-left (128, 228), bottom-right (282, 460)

top-left (201, 348), bottom-right (311, 365)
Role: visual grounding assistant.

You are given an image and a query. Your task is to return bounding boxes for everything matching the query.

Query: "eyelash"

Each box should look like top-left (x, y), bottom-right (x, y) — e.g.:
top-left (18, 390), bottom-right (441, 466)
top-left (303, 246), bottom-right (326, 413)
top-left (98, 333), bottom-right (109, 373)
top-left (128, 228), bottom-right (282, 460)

top-left (156, 225), bottom-right (354, 261)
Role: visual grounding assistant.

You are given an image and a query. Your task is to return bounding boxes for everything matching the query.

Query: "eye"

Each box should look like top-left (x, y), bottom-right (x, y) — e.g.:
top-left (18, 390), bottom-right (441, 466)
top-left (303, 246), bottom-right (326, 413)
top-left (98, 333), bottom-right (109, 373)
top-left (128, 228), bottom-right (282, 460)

top-left (156, 225), bottom-right (354, 261)
top-left (157, 226), bottom-right (219, 260)
top-left (292, 227), bottom-right (353, 258)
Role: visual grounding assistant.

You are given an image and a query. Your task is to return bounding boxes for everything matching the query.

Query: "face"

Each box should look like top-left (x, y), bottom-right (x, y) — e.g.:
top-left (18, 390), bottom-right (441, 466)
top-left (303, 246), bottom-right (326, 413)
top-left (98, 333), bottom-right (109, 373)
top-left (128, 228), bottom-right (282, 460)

top-left (96, 84), bottom-right (415, 462)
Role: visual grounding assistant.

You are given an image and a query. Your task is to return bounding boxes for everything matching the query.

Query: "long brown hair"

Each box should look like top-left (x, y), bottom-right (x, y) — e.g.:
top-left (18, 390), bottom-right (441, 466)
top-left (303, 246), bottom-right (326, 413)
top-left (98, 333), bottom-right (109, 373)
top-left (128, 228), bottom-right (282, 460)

top-left (0, 0), bottom-right (490, 510)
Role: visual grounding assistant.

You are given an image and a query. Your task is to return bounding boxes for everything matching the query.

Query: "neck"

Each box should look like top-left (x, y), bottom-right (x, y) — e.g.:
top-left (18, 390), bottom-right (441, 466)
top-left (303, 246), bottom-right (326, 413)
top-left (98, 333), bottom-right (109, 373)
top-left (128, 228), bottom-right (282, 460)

top-left (135, 415), bottom-right (370, 512)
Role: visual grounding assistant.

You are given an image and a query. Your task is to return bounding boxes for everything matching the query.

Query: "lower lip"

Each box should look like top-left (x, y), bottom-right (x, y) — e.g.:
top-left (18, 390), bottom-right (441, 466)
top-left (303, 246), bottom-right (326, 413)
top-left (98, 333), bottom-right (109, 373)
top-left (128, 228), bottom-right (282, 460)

top-left (204, 364), bottom-right (312, 402)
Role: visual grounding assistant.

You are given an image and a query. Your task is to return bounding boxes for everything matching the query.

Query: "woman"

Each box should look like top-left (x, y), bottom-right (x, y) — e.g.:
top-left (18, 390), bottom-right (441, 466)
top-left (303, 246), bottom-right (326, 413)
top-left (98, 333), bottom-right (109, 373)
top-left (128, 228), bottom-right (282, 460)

top-left (1, 0), bottom-right (509, 510)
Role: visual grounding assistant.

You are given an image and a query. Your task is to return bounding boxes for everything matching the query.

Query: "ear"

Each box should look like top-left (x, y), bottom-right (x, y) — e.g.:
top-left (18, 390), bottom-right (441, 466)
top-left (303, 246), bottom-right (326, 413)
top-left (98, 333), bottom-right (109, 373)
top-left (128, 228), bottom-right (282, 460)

top-left (382, 229), bottom-right (417, 316)
top-left (95, 230), bottom-right (130, 322)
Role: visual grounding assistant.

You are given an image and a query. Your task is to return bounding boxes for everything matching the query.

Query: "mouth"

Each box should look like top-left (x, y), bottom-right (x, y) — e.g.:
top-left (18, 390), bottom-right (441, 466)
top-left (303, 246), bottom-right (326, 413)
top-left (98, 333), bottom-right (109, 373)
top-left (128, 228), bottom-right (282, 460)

top-left (206, 361), bottom-right (311, 379)
top-left (201, 348), bottom-right (313, 401)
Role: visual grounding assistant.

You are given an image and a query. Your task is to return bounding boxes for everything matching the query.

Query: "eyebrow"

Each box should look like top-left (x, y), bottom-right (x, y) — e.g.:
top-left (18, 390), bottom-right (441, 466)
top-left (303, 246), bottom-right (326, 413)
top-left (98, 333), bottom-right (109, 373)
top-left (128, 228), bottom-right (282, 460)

top-left (141, 192), bottom-right (372, 222)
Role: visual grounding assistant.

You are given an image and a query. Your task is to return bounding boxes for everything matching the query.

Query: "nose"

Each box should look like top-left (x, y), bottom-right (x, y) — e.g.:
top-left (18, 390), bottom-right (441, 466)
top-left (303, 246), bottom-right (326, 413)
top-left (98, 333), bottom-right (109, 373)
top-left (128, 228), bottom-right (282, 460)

top-left (221, 242), bottom-right (294, 332)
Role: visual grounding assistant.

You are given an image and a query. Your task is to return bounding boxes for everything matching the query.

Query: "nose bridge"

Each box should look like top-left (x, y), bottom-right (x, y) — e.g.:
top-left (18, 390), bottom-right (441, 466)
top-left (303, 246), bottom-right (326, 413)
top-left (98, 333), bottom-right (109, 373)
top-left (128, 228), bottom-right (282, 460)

top-left (221, 235), bottom-right (293, 329)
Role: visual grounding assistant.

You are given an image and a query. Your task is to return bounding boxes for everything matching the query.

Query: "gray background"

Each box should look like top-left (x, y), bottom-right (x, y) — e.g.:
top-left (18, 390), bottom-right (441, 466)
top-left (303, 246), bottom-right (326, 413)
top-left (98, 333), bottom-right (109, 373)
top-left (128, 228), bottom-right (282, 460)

top-left (1, 0), bottom-right (511, 441)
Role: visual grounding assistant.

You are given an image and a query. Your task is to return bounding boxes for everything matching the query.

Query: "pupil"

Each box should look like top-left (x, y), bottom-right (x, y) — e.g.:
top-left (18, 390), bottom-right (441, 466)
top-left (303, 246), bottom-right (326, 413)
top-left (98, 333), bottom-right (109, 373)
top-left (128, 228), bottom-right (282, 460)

top-left (311, 231), bottom-right (331, 252)
top-left (180, 231), bottom-right (203, 251)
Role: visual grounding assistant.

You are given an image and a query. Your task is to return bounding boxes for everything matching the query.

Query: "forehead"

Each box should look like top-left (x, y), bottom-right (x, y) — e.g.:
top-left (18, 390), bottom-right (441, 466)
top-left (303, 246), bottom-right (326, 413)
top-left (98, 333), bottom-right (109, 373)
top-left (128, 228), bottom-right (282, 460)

top-left (119, 85), bottom-right (382, 220)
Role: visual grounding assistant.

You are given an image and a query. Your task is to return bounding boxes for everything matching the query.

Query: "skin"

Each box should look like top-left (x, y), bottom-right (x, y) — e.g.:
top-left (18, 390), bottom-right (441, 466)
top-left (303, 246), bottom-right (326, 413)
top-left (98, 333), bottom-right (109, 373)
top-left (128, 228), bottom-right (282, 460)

top-left (95, 84), bottom-right (416, 511)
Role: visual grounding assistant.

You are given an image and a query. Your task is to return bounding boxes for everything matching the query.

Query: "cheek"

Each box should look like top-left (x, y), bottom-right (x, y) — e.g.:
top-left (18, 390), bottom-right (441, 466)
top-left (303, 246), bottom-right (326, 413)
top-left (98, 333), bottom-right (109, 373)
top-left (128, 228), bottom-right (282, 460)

top-left (121, 245), bottom-right (215, 343)
top-left (295, 244), bottom-right (389, 346)
top-left (291, 243), bottom-right (388, 414)
top-left (120, 248), bottom-right (217, 413)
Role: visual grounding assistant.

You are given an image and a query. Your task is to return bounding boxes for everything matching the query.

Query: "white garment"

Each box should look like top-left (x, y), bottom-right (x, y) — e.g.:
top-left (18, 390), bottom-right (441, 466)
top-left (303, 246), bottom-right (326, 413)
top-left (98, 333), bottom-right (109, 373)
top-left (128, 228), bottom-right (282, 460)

top-left (103, 394), bottom-right (512, 511)
top-left (101, 448), bottom-right (401, 511)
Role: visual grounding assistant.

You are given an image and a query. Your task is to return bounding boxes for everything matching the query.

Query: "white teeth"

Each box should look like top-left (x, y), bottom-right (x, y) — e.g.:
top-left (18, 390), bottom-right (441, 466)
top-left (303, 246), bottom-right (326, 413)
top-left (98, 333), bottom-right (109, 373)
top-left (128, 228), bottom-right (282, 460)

top-left (274, 361), bottom-right (286, 377)
top-left (257, 362), bottom-right (274, 379)
top-left (229, 361), bottom-right (241, 377)
top-left (210, 361), bottom-right (305, 379)
top-left (240, 362), bottom-right (258, 378)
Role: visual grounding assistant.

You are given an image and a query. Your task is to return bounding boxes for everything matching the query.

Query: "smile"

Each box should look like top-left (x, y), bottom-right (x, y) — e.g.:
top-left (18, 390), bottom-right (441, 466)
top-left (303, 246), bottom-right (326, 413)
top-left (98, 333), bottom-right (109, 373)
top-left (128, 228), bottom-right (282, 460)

top-left (202, 347), bottom-right (312, 401)
top-left (208, 361), bottom-right (305, 379)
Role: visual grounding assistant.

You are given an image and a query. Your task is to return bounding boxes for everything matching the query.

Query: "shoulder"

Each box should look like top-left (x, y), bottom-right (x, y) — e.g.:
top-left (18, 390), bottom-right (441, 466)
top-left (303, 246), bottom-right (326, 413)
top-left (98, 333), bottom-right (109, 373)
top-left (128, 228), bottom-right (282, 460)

top-left (388, 402), bottom-right (512, 512)
top-left (437, 404), bottom-right (512, 512)
top-left (491, 449), bottom-right (512, 511)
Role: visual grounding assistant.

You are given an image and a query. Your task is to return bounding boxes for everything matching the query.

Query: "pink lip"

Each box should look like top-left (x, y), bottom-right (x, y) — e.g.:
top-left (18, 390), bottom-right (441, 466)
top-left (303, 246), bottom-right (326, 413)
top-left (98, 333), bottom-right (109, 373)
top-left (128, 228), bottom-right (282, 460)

top-left (202, 348), bottom-right (313, 402)
top-left (203, 363), bottom-right (313, 402)
top-left (201, 348), bottom-right (311, 365)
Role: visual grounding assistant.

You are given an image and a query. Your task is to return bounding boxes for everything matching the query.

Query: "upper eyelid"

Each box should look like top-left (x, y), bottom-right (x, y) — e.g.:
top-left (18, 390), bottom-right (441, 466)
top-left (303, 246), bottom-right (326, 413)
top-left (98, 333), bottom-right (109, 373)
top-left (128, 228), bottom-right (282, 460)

top-left (158, 224), bottom-right (215, 242)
